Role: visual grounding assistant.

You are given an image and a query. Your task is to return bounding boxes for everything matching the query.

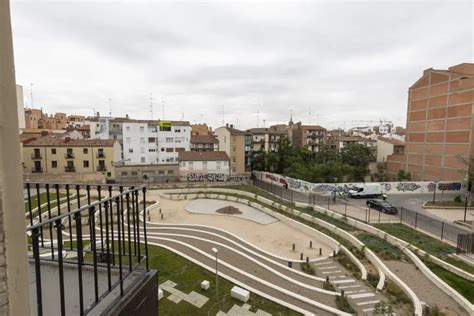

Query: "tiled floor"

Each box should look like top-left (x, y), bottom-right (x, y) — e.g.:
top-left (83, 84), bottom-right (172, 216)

top-left (159, 280), bottom-right (209, 308)
top-left (217, 304), bottom-right (272, 316)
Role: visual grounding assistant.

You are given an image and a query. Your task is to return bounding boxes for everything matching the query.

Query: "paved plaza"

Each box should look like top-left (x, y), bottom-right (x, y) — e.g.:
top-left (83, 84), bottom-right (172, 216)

top-left (159, 280), bottom-right (209, 308)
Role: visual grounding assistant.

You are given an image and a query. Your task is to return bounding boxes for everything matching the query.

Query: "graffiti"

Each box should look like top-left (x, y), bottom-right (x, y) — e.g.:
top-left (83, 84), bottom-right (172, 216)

top-left (427, 182), bottom-right (463, 192)
top-left (396, 182), bottom-right (421, 192)
top-left (187, 173), bottom-right (225, 182)
top-left (229, 176), bottom-right (250, 182)
top-left (287, 178), bottom-right (304, 190)
top-left (312, 184), bottom-right (336, 193)
top-left (380, 183), bottom-right (392, 191)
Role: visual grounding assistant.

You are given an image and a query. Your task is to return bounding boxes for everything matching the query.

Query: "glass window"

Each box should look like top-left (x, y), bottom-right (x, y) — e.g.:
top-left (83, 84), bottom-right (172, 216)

top-left (140, 126), bottom-right (145, 132)
top-left (129, 148), bottom-right (133, 153)
top-left (51, 161), bottom-right (57, 168)
top-left (83, 148), bottom-right (88, 154)
top-left (51, 148), bottom-right (56, 155)
top-left (140, 157), bottom-right (145, 163)
top-left (83, 160), bottom-right (89, 168)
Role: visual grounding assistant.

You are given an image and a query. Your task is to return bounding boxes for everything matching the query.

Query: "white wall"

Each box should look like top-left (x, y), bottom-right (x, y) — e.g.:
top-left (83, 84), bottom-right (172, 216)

top-left (16, 85), bottom-right (25, 129)
top-left (376, 139), bottom-right (394, 163)
top-left (179, 160), bottom-right (230, 181)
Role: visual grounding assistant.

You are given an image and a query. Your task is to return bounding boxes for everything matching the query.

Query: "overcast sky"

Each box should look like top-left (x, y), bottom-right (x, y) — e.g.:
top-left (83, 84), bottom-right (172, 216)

top-left (10, 0), bottom-right (473, 130)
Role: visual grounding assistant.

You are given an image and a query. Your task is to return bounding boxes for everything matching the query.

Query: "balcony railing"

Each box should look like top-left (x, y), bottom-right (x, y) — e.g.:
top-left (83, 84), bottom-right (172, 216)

top-left (31, 153), bottom-right (42, 159)
top-left (97, 165), bottom-right (107, 172)
top-left (65, 166), bottom-right (76, 172)
top-left (32, 167), bottom-right (43, 173)
top-left (65, 153), bottom-right (75, 159)
top-left (25, 183), bottom-right (149, 315)
top-left (96, 152), bottom-right (106, 158)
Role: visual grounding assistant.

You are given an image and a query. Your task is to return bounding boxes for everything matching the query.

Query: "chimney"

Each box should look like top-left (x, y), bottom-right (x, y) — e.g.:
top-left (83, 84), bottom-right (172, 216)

top-left (230, 124), bottom-right (234, 128)
top-left (126, 114), bottom-right (129, 119)
top-left (226, 123), bottom-right (229, 127)
top-left (96, 111), bottom-right (100, 117)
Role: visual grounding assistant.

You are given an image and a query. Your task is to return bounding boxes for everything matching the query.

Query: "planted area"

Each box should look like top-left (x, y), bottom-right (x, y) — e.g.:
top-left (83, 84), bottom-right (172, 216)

top-left (357, 233), bottom-right (405, 261)
top-left (25, 192), bottom-right (68, 213)
top-left (148, 245), bottom-right (302, 315)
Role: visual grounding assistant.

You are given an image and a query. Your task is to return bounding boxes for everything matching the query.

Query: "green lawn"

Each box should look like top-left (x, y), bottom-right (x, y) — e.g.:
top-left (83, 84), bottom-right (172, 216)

top-left (424, 260), bottom-right (474, 303)
top-left (148, 245), bottom-right (302, 315)
top-left (25, 192), bottom-right (68, 213)
top-left (425, 201), bottom-right (474, 208)
top-left (356, 233), bottom-right (406, 261)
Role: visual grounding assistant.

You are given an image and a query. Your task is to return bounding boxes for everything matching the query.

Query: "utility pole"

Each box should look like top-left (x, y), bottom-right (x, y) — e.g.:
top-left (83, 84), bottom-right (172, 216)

top-left (30, 83), bottom-right (34, 107)
top-left (222, 105), bottom-right (225, 125)
top-left (150, 93), bottom-right (153, 120)
top-left (108, 98), bottom-right (112, 117)
top-left (162, 97), bottom-right (165, 120)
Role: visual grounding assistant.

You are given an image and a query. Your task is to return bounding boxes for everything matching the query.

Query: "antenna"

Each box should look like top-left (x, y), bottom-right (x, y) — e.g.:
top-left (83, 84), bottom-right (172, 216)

top-left (263, 119), bottom-right (266, 128)
top-left (309, 106), bottom-right (312, 125)
top-left (30, 83), bottom-right (34, 108)
top-left (161, 97), bottom-right (165, 120)
top-left (257, 110), bottom-right (259, 128)
top-left (150, 93), bottom-right (154, 120)
top-left (108, 98), bottom-right (112, 117)
top-left (222, 105), bottom-right (225, 125)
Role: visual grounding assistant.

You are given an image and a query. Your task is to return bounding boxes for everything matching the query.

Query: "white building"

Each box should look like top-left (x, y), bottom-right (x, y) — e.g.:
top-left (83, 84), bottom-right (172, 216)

top-left (16, 85), bottom-right (25, 129)
top-left (376, 136), bottom-right (405, 163)
top-left (122, 120), bottom-right (191, 165)
top-left (178, 151), bottom-right (230, 181)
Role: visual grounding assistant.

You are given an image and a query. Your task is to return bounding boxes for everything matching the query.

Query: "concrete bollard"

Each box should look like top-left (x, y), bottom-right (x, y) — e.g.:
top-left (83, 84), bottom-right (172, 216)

top-left (310, 241), bottom-right (313, 248)
top-left (300, 253), bottom-right (303, 260)
top-left (306, 257), bottom-right (309, 263)
top-left (326, 276), bottom-right (330, 283)
top-left (341, 289), bottom-right (345, 297)
top-left (292, 243), bottom-right (295, 251)
top-left (161, 214), bottom-right (163, 220)
top-left (319, 248), bottom-right (322, 256)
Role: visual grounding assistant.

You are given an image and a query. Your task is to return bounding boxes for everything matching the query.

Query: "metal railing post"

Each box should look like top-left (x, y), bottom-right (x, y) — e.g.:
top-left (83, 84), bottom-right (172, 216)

top-left (55, 219), bottom-right (66, 316)
top-left (32, 227), bottom-right (43, 316)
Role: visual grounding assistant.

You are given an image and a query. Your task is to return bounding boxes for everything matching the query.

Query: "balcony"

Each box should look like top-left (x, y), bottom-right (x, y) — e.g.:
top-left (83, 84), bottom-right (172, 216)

top-left (31, 153), bottom-right (42, 159)
top-left (25, 183), bottom-right (157, 315)
top-left (96, 152), bottom-right (106, 158)
top-left (96, 165), bottom-right (107, 172)
top-left (31, 167), bottom-right (43, 173)
top-left (65, 153), bottom-right (75, 159)
top-left (64, 166), bottom-right (76, 172)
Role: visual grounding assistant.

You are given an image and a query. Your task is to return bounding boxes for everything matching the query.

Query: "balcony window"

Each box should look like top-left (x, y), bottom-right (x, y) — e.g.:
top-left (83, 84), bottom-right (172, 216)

top-left (51, 161), bottom-right (57, 168)
top-left (83, 160), bottom-right (89, 168)
top-left (51, 148), bottom-right (56, 155)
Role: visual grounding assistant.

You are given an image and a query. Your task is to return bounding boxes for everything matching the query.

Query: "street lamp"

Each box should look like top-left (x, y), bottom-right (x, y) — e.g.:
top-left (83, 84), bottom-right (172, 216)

top-left (211, 247), bottom-right (219, 302)
top-left (432, 180), bottom-right (439, 203)
top-left (464, 192), bottom-right (470, 222)
top-left (333, 177), bottom-right (338, 203)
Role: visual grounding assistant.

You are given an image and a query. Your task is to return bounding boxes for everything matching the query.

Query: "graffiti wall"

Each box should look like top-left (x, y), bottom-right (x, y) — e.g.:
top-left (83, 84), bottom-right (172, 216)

top-left (253, 171), bottom-right (465, 195)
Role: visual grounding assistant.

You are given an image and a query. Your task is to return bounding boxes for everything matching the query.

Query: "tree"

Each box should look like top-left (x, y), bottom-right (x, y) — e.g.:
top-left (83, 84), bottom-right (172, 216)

top-left (373, 301), bottom-right (393, 315)
top-left (340, 144), bottom-right (373, 181)
top-left (397, 170), bottom-right (412, 181)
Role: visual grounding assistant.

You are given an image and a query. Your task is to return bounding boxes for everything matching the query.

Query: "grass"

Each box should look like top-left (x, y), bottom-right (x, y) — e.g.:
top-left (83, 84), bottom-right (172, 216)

top-left (299, 262), bottom-right (315, 275)
top-left (425, 201), bottom-right (474, 208)
top-left (148, 245), bottom-right (302, 315)
top-left (423, 260), bottom-right (474, 303)
top-left (25, 192), bottom-right (68, 213)
top-left (335, 251), bottom-right (362, 279)
top-left (374, 224), bottom-right (457, 258)
top-left (357, 233), bottom-right (405, 261)
top-left (335, 296), bottom-right (355, 314)
top-left (444, 257), bottom-right (474, 274)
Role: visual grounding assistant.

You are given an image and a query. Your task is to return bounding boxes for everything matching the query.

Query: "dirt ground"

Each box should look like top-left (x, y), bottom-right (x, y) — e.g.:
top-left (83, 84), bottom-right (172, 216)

top-left (147, 191), bottom-right (335, 260)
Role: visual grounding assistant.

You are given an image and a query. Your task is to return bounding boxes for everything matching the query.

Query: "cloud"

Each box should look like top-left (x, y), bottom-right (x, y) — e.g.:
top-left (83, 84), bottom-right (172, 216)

top-left (10, 0), bottom-right (473, 130)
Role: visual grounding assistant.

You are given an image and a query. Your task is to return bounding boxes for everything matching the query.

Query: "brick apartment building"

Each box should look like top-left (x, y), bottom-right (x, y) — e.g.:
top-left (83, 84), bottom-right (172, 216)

top-left (291, 122), bottom-right (327, 153)
top-left (387, 63), bottom-right (474, 181)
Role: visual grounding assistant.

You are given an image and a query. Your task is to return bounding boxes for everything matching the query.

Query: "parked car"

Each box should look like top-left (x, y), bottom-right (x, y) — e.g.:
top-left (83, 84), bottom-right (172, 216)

top-left (366, 199), bottom-right (398, 214)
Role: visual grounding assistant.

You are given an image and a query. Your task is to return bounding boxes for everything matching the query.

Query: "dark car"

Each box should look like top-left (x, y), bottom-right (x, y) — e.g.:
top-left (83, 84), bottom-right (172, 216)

top-left (366, 199), bottom-right (398, 214)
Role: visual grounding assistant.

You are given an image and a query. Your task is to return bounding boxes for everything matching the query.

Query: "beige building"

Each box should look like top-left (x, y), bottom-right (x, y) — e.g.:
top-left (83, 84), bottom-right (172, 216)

top-left (387, 63), bottom-right (474, 181)
top-left (190, 134), bottom-right (219, 152)
top-left (22, 136), bottom-right (121, 180)
top-left (247, 125), bottom-right (287, 152)
top-left (191, 123), bottom-right (211, 135)
top-left (376, 136), bottom-right (405, 163)
top-left (214, 125), bottom-right (250, 175)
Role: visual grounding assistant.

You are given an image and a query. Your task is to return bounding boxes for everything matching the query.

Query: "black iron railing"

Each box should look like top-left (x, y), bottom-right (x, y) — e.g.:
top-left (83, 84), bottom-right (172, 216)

top-left (25, 182), bottom-right (149, 316)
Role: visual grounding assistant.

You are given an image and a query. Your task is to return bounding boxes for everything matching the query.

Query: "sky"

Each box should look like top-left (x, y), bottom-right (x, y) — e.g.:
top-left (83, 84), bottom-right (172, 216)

top-left (10, 0), bottom-right (474, 130)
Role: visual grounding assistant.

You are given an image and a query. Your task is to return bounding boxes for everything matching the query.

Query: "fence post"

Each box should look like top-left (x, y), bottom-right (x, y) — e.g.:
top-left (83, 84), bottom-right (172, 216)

top-left (415, 212), bottom-right (418, 228)
top-left (344, 203), bottom-right (347, 217)
top-left (440, 222), bottom-right (444, 240)
top-left (400, 207), bottom-right (403, 224)
top-left (379, 209), bottom-right (381, 223)
top-left (327, 198), bottom-right (330, 209)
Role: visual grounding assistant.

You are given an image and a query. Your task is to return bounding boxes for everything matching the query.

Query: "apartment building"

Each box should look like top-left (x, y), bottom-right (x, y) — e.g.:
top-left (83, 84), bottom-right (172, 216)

top-left (191, 123), bottom-right (211, 135)
top-left (86, 116), bottom-right (130, 140)
top-left (178, 151), bottom-right (230, 181)
top-left (214, 125), bottom-right (251, 175)
top-left (247, 125), bottom-right (287, 152)
top-left (190, 134), bottom-right (219, 151)
top-left (122, 120), bottom-right (191, 164)
top-left (387, 63), bottom-right (474, 181)
top-left (22, 136), bottom-right (121, 180)
top-left (377, 136), bottom-right (405, 163)
top-left (291, 122), bottom-right (327, 153)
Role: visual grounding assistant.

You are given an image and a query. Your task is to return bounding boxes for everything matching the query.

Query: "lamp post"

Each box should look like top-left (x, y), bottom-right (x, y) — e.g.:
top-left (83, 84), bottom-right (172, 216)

top-left (333, 177), bottom-right (338, 203)
top-left (432, 180), bottom-right (439, 203)
top-left (211, 247), bottom-right (219, 302)
top-left (464, 192), bottom-right (470, 222)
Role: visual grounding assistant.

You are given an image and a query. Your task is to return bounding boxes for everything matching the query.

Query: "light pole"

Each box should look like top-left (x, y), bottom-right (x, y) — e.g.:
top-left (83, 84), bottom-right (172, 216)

top-left (432, 180), bottom-right (439, 203)
top-left (333, 177), bottom-right (338, 202)
top-left (211, 247), bottom-right (219, 302)
top-left (464, 192), bottom-right (470, 222)
top-left (30, 83), bottom-right (34, 107)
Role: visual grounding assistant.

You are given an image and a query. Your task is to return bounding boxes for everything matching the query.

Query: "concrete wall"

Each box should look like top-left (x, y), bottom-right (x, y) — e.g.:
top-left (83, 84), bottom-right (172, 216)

top-left (254, 170), bottom-right (466, 195)
top-left (179, 160), bottom-right (230, 181)
top-left (0, 1), bottom-right (31, 313)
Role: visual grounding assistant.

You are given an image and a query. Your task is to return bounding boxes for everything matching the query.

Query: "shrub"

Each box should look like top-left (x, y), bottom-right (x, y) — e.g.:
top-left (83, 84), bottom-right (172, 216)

top-left (335, 296), bottom-right (355, 313)
top-left (300, 262), bottom-right (315, 275)
top-left (454, 195), bottom-right (462, 203)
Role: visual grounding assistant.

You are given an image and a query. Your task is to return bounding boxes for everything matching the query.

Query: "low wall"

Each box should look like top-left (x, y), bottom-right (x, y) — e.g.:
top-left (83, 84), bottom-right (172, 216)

top-left (253, 170), bottom-right (465, 195)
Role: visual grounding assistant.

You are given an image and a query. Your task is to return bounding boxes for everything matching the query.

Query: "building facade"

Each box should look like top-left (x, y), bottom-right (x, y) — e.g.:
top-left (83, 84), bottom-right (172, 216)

top-left (291, 122), bottom-right (327, 153)
top-left (122, 120), bottom-right (191, 164)
top-left (214, 125), bottom-right (250, 175)
top-left (22, 137), bottom-right (121, 180)
top-left (178, 151), bottom-right (230, 181)
top-left (376, 136), bottom-right (405, 163)
top-left (190, 134), bottom-right (219, 151)
top-left (247, 126), bottom-right (287, 152)
top-left (387, 63), bottom-right (474, 181)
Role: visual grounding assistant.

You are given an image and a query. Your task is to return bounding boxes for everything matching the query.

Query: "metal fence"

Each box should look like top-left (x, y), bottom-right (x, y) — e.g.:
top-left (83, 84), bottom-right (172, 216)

top-left (25, 183), bottom-right (149, 316)
top-left (253, 179), bottom-right (471, 245)
top-left (457, 233), bottom-right (474, 254)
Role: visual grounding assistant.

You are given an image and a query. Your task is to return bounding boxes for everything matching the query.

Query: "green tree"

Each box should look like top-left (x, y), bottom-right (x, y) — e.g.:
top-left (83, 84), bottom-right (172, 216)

top-left (340, 144), bottom-right (373, 181)
top-left (397, 170), bottom-right (412, 181)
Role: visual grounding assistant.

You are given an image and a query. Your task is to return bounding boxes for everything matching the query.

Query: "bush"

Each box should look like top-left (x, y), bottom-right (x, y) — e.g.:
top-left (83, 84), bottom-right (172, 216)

top-left (374, 301), bottom-right (393, 315)
top-left (454, 195), bottom-right (462, 203)
top-left (323, 281), bottom-right (335, 291)
top-left (300, 262), bottom-right (315, 275)
top-left (335, 295), bottom-right (355, 313)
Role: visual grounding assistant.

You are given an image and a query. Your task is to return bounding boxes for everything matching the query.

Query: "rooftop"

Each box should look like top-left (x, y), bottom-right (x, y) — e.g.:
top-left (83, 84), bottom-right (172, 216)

top-left (378, 136), bottom-right (405, 146)
top-left (24, 137), bottom-right (117, 147)
top-left (178, 151), bottom-right (229, 161)
top-left (190, 134), bottom-right (218, 144)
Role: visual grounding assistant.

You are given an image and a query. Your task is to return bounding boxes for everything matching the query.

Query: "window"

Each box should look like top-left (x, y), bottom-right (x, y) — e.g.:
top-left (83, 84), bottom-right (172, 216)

top-left (203, 162), bottom-right (207, 170)
top-left (158, 170), bottom-right (165, 175)
top-left (232, 146), bottom-right (236, 152)
top-left (121, 171), bottom-right (128, 176)
top-left (216, 162), bottom-right (221, 170)
top-left (126, 137), bottom-right (131, 144)
top-left (232, 157), bottom-right (236, 162)
top-left (140, 137), bottom-right (145, 144)
top-left (166, 148), bottom-right (173, 152)
top-left (51, 148), bottom-right (56, 155)
top-left (189, 162), bottom-right (194, 170)
top-left (161, 148), bottom-right (165, 152)
top-left (175, 147), bottom-right (185, 152)
top-left (131, 171), bottom-right (138, 176)
top-left (148, 137), bottom-right (155, 143)
top-left (140, 157), bottom-right (145, 163)
top-left (166, 137), bottom-right (173, 143)
top-left (126, 126), bottom-right (130, 131)
top-left (148, 148), bottom-right (156, 152)
top-left (83, 148), bottom-right (88, 154)
top-left (167, 170), bottom-right (174, 175)
top-left (140, 126), bottom-right (145, 132)
top-left (140, 147), bottom-right (145, 154)
top-left (51, 161), bottom-right (57, 168)
top-left (107, 172), bottom-right (111, 177)
top-left (129, 148), bottom-right (134, 153)
top-left (83, 160), bottom-right (89, 168)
